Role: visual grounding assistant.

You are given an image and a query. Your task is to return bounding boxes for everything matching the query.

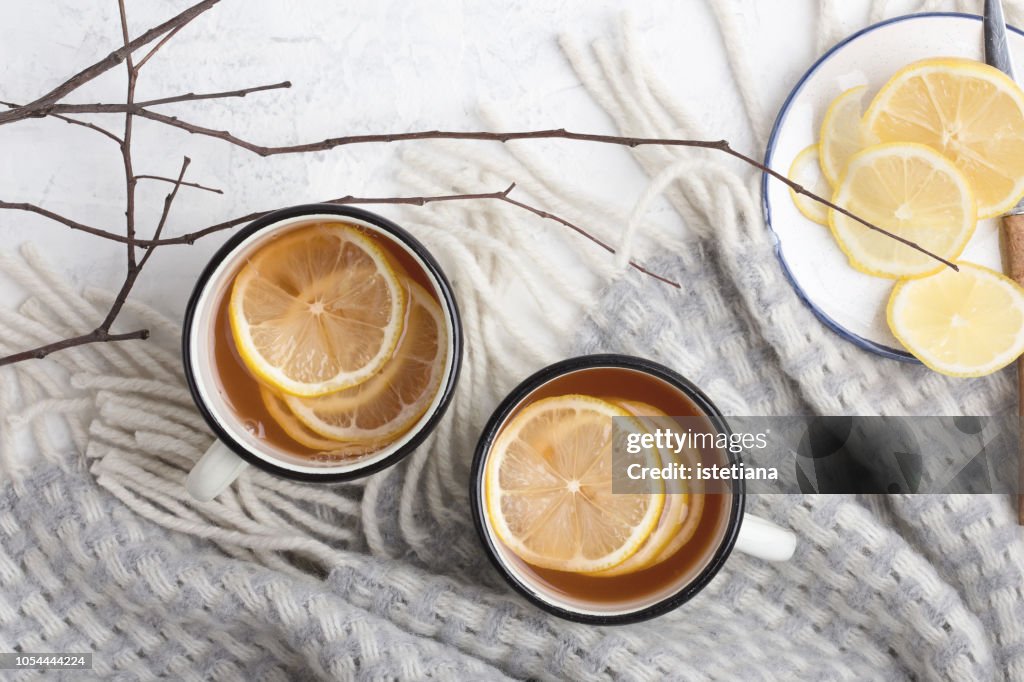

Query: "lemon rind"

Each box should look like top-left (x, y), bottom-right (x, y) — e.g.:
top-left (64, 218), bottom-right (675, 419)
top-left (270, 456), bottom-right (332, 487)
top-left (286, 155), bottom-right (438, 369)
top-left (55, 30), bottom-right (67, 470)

top-left (819, 84), bottom-right (869, 186)
top-left (788, 143), bottom-right (830, 226)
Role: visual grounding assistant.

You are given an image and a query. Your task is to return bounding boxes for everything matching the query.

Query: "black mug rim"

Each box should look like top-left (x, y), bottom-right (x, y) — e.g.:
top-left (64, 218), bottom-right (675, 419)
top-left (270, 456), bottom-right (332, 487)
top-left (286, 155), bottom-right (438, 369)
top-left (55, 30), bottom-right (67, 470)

top-left (181, 203), bottom-right (463, 483)
top-left (469, 354), bottom-right (745, 625)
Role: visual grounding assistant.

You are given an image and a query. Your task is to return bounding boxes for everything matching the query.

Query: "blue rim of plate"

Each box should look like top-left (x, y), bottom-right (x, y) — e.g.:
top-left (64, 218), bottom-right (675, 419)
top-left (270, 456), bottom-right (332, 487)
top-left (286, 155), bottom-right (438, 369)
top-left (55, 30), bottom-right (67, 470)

top-left (762, 12), bottom-right (1024, 363)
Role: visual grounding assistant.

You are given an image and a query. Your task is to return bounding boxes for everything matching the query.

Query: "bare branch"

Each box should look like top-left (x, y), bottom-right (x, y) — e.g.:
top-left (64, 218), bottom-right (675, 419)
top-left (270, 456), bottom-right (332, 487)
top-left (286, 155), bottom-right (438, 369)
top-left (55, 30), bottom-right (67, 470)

top-left (97, 157), bottom-right (191, 332)
top-left (28, 82), bottom-right (293, 116)
top-left (494, 187), bottom-right (679, 288)
top-left (134, 24), bottom-right (183, 71)
top-left (0, 201), bottom-right (130, 243)
top-left (136, 174), bottom-right (222, 194)
top-left (41, 115), bottom-right (949, 271)
top-left (137, 82), bottom-right (292, 107)
top-left (138, 158), bottom-right (190, 270)
top-left (117, 0), bottom-right (139, 270)
top-left (0, 329), bottom-right (150, 367)
top-left (0, 100), bottom-right (122, 143)
top-left (0, 0), bottom-right (220, 126)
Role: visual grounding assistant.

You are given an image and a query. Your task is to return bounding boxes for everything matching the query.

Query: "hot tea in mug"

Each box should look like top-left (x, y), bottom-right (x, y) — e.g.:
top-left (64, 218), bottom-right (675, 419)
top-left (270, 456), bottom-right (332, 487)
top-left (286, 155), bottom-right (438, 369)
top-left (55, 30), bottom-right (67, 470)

top-left (183, 205), bottom-right (462, 500)
top-left (471, 355), bottom-right (796, 624)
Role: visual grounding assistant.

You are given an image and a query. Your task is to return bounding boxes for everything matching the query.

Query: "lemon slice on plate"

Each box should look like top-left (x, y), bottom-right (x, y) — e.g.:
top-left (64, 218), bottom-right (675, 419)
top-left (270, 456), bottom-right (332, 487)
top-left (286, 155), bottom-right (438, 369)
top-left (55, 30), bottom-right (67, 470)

top-left (484, 395), bottom-right (664, 573)
top-left (788, 144), bottom-right (831, 226)
top-left (284, 283), bottom-right (448, 443)
top-left (592, 399), bottom-right (688, 577)
top-left (888, 262), bottom-right (1024, 377)
top-left (829, 142), bottom-right (976, 278)
top-left (820, 85), bottom-right (875, 185)
top-left (230, 224), bottom-right (406, 397)
top-left (864, 57), bottom-right (1024, 218)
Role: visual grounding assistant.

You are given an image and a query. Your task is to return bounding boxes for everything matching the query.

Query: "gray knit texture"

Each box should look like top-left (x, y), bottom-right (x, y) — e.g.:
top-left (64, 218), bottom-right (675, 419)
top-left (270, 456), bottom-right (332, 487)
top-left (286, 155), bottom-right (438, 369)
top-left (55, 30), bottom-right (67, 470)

top-left (0, 224), bottom-right (1021, 680)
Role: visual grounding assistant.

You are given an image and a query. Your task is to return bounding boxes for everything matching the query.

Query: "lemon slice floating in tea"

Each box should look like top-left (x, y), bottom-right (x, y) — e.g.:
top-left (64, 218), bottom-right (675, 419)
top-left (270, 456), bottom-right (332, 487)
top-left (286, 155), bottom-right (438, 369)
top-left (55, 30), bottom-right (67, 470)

top-left (592, 399), bottom-right (689, 577)
top-left (484, 395), bottom-right (664, 573)
top-left (864, 57), bottom-right (1024, 218)
top-left (284, 283), bottom-right (447, 443)
top-left (888, 262), bottom-right (1024, 377)
top-left (829, 142), bottom-right (976, 278)
top-left (259, 386), bottom-right (385, 457)
top-left (819, 85), bottom-right (875, 186)
top-left (787, 144), bottom-right (831, 226)
top-left (229, 224), bottom-right (406, 397)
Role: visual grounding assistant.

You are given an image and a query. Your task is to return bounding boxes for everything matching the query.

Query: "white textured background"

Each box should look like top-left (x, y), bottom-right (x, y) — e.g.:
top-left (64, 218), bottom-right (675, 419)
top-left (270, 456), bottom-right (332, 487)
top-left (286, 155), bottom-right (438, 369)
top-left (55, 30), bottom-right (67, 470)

top-left (0, 0), bottom-right (882, 323)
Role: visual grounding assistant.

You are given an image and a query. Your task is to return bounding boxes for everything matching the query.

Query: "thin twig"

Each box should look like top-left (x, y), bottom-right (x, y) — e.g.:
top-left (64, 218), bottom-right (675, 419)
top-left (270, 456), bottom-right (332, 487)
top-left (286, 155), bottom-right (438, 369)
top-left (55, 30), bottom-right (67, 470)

top-left (98, 157), bottom-right (191, 331)
top-left (495, 186), bottom-right (679, 287)
top-left (0, 201), bottom-right (131, 243)
top-left (117, 0), bottom-right (139, 270)
top-left (139, 184), bottom-right (680, 286)
top-left (0, 329), bottom-right (150, 367)
top-left (137, 82), bottom-right (292, 107)
top-left (134, 24), bottom-right (183, 71)
top-left (135, 174), bottom-right (222, 194)
top-left (0, 180), bottom-right (678, 367)
top-left (3, 158), bottom-right (197, 368)
top-left (46, 114), bottom-right (953, 270)
top-left (718, 144), bottom-right (959, 271)
top-left (28, 82), bottom-right (293, 115)
top-left (140, 158), bottom-right (190, 270)
top-left (0, 101), bottom-right (122, 143)
top-left (0, 0), bottom-right (220, 126)
top-left (11, 91), bottom-right (952, 269)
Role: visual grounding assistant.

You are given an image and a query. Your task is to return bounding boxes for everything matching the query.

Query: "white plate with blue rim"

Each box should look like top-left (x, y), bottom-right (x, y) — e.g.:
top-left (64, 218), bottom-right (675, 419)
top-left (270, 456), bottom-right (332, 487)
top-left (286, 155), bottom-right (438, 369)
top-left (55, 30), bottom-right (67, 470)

top-left (763, 12), bottom-right (1019, 362)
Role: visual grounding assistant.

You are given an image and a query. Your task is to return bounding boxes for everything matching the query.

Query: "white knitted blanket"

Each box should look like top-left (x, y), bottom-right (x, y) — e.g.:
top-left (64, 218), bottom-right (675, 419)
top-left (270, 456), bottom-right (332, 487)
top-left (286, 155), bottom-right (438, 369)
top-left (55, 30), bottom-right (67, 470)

top-left (2, 2), bottom-right (1024, 680)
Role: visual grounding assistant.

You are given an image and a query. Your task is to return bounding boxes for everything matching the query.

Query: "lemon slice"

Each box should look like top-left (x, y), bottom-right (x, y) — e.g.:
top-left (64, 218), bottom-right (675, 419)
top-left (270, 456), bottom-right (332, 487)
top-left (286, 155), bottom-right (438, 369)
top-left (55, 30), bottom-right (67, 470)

top-left (788, 144), bottom-right (831, 226)
top-left (819, 85), bottom-right (876, 185)
top-left (259, 386), bottom-right (384, 457)
top-left (864, 58), bottom-right (1024, 218)
top-left (284, 283), bottom-right (447, 443)
top-left (485, 395), bottom-right (664, 573)
top-left (649, 454), bottom-right (705, 565)
top-left (829, 142), bottom-right (976, 278)
top-left (230, 224), bottom-right (406, 397)
top-left (592, 400), bottom-right (688, 577)
top-left (887, 262), bottom-right (1024, 377)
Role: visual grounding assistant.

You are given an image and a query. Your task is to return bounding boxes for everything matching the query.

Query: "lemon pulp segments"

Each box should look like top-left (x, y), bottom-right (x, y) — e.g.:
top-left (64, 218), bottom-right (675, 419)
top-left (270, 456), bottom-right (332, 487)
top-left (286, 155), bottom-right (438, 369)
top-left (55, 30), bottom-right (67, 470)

top-left (484, 395), bottom-right (664, 573)
top-left (284, 283), bottom-right (448, 443)
top-left (229, 224), bottom-right (406, 397)
top-left (864, 57), bottom-right (1024, 218)
top-left (829, 142), bottom-right (976, 278)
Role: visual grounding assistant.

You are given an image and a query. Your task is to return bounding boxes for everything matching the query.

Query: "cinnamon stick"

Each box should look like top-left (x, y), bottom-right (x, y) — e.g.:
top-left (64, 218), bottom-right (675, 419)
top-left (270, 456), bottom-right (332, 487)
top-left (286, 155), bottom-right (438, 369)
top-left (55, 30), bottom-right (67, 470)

top-left (1002, 213), bottom-right (1024, 524)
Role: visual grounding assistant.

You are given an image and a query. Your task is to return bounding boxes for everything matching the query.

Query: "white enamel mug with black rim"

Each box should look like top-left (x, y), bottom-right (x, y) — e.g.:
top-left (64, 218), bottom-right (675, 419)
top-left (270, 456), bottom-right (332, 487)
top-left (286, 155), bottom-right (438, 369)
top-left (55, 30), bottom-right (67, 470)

top-left (471, 355), bottom-right (796, 625)
top-left (181, 204), bottom-right (462, 501)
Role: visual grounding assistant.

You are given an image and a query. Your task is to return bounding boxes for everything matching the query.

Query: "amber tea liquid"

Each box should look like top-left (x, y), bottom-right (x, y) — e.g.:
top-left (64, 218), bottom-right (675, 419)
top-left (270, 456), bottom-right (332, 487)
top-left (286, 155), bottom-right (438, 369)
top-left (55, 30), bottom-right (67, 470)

top-left (493, 366), bottom-right (732, 608)
top-left (209, 220), bottom-right (442, 459)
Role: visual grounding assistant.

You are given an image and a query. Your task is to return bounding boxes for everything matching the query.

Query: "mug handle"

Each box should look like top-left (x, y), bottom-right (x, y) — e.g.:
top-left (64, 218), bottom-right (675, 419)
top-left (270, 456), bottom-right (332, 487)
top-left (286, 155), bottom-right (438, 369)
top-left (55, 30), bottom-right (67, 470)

top-left (186, 440), bottom-right (249, 502)
top-left (733, 513), bottom-right (797, 562)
